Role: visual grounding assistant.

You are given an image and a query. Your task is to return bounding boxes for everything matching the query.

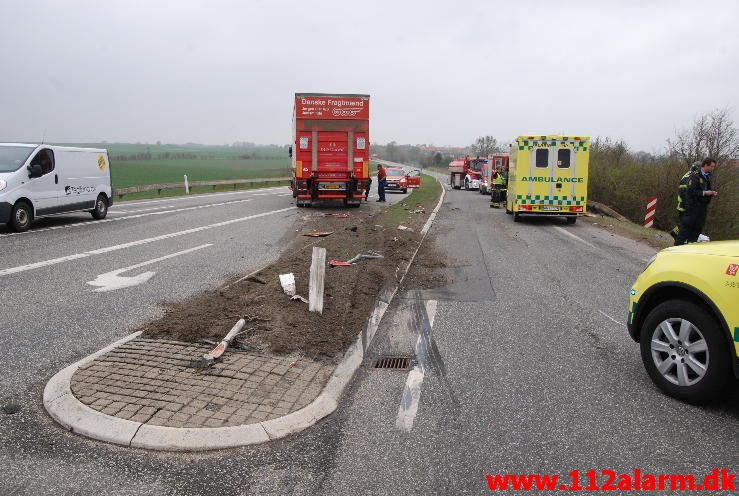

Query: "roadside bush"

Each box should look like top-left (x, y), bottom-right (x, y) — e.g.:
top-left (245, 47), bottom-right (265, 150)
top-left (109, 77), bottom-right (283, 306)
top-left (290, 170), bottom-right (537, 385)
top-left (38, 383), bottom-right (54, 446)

top-left (589, 138), bottom-right (738, 240)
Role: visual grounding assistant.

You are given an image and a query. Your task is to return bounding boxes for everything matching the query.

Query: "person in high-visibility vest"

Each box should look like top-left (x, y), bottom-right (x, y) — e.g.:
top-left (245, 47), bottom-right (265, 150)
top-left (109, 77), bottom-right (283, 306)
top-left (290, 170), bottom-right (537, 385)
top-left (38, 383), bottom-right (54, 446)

top-left (675, 157), bottom-right (718, 245)
top-left (490, 170), bottom-right (505, 207)
top-left (670, 161), bottom-right (701, 239)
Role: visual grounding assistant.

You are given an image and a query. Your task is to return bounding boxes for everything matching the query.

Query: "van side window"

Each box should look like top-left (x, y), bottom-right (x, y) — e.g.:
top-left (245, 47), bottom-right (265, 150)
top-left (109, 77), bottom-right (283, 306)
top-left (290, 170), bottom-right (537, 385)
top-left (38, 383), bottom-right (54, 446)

top-left (557, 149), bottom-right (571, 168)
top-left (535, 149), bottom-right (548, 168)
top-left (30, 149), bottom-right (55, 175)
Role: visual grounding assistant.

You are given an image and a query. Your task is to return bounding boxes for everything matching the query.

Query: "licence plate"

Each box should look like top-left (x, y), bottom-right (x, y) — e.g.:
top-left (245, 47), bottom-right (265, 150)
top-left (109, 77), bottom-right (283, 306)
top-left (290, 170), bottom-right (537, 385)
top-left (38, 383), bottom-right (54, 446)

top-left (541, 206), bottom-right (559, 211)
top-left (323, 184), bottom-right (341, 189)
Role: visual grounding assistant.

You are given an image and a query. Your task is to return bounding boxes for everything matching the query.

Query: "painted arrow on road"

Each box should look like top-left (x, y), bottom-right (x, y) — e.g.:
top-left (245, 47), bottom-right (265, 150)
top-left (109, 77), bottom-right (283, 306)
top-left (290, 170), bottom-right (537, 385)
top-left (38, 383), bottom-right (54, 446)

top-left (87, 244), bottom-right (212, 292)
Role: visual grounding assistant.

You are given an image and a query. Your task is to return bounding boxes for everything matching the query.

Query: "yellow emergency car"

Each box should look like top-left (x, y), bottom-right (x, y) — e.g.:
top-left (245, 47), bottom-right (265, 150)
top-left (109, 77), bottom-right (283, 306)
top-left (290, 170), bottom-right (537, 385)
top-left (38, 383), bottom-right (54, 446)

top-left (506, 135), bottom-right (589, 224)
top-left (627, 241), bottom-right (739, 404)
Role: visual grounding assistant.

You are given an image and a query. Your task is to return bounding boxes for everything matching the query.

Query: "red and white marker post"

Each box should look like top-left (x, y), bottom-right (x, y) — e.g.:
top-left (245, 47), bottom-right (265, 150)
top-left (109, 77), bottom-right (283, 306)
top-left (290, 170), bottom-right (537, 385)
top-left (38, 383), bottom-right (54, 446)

top-left (644, 196), bottom-right (657, 228)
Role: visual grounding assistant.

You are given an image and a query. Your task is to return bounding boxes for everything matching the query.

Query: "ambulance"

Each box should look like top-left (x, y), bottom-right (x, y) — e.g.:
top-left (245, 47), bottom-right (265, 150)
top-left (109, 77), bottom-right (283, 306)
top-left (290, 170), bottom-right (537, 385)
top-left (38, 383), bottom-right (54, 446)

top-left (506, 135), bottom-right (590, 224)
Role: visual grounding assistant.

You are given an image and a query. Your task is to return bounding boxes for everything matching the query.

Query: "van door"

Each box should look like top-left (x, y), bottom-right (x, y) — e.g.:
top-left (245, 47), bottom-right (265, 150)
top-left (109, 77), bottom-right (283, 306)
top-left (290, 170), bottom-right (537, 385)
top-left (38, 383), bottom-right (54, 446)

top-left (57, 150), bottom-right (98, 211)
top-left (26, 148), bottom-right (59, 215)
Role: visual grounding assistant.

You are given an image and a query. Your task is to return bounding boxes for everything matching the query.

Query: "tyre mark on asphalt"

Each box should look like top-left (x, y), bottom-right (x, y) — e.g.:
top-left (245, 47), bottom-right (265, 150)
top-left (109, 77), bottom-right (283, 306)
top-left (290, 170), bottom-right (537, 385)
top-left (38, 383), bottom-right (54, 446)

top-left (0, 206), bottom-right (296, 276)
top-left (397, 297), bottom-right (461, 432)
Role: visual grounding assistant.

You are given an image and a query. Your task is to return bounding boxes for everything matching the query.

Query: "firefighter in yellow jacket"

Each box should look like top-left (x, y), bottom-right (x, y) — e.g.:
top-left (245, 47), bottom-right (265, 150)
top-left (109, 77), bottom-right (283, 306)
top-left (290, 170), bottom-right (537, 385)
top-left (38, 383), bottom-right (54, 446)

top-left (490, 169), bottom-right (506, 208)
top-left (670, 161), bottom-right (700, 239)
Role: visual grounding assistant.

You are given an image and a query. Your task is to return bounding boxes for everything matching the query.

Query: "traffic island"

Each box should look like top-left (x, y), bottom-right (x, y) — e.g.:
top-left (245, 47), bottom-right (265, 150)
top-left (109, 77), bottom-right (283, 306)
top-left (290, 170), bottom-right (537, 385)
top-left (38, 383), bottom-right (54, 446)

top-left (44, 174), bottom-right (446, 450)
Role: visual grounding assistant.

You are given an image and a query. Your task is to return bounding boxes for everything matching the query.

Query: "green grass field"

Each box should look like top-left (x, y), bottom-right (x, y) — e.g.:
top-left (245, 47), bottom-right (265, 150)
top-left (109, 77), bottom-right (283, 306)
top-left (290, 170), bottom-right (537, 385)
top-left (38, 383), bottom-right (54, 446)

top-left (53, 142), bottom-right (292, 189)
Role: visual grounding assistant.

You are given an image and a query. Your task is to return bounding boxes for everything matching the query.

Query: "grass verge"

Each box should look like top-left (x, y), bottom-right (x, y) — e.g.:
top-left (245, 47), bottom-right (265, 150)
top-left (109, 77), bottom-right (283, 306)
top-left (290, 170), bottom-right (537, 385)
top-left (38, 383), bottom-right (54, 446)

top-left (379, 174), bottom-right (441, 228)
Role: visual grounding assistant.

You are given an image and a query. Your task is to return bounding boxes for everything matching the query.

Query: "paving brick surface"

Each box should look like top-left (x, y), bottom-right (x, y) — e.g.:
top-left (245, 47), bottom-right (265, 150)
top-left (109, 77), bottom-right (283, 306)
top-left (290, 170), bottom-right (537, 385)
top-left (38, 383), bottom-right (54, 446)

top-left (70, 338), bottom-right (334, 428)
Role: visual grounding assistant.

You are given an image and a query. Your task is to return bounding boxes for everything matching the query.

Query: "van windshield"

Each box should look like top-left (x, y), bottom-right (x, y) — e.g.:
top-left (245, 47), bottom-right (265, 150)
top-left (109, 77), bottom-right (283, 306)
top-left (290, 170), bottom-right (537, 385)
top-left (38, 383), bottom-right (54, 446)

top-left (0, 146), bottom-right (34, 172)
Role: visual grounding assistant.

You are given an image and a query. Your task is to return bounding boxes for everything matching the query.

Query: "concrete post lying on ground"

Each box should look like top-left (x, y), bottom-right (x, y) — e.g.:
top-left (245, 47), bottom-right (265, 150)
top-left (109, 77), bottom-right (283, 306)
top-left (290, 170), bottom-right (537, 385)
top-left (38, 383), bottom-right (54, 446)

top-left (309, 247), bottom-right (326, 314)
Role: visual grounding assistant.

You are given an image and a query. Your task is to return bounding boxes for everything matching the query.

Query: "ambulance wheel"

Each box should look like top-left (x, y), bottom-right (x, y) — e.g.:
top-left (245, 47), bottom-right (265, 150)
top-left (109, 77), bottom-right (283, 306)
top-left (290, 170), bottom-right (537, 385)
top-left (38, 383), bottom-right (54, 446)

top-left (505, 207), bottom-right (512, 214)
top-left (566, 216), bottom-right (576, 225)
top-left (10, 201), bottom-right (33, 232)
top-left (639, 299), bottom-right (731, 404)
top-left (91, 194), bottom-right (108, 220)
top-left (513, 212), bottom-right (521, 222)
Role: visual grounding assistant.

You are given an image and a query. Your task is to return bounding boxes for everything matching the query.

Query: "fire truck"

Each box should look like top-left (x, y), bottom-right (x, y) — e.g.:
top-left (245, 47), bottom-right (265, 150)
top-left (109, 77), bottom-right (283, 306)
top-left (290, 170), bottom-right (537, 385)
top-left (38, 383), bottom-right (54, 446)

top-left (479, 154), bottom-right (509, 195)
top-left (448, 156), bottom-right (486, 190)
top-left (290, 93), bottom-right (370, 207)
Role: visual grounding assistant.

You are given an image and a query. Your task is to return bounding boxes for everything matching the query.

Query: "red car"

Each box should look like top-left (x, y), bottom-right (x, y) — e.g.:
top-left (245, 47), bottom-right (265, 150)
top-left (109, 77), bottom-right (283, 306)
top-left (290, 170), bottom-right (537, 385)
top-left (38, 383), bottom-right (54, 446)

top-left (384, 167), bottom-right (421, 193)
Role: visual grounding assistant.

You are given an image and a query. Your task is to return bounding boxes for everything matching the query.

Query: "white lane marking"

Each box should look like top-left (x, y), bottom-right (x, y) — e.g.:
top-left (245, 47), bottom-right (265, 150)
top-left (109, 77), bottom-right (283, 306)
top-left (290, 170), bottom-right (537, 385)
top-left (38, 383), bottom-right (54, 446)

top-left (115, 186), bottom-right (286, 206)
top-left (0, 207), bottom-right (296, 277)
top-left (552, 225), bottom-right (598, 249)
top-left (0, 198), bottom-right (253, 238)
top-left (87, 244), bottom-right (212, 292)
top-left (396, 300), bottom-right (438, 433)
top-left (598, 309), bottom-right (626, 327)
top-left (109, 204), bottom-right (176, 214)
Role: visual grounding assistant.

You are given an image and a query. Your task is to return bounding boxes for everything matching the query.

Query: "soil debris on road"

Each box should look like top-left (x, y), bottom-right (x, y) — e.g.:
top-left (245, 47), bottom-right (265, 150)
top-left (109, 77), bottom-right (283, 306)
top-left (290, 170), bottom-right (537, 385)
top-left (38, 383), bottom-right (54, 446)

top-left (141, 180), bottom-right (445, 359)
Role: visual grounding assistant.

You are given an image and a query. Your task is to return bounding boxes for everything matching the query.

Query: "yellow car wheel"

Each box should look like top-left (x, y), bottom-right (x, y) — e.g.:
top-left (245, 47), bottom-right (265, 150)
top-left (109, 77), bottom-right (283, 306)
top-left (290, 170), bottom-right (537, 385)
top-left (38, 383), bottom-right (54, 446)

top-left (639, 299), bottom-right (731, 404)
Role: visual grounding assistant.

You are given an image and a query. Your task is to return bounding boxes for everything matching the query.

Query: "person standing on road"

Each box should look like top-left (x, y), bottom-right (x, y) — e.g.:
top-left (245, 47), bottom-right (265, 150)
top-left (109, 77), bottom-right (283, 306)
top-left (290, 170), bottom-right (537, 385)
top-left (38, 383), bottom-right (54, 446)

top-left (364, 177), bottom-right (372, 201)
top-left (675, 157), bottom-right (718, 245)
top-left (377, 164), bottom-right (387, 202)
top-left (490, 169), bottom-right (505, 207)
top-left (670, 161), bottom-right (701, 240)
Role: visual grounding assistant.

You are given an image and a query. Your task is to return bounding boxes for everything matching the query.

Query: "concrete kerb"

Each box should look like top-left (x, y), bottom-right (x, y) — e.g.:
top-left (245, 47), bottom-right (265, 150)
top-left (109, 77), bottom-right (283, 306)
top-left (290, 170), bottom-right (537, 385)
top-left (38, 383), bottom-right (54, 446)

top-left (43, 177), bottom-right (446, 451)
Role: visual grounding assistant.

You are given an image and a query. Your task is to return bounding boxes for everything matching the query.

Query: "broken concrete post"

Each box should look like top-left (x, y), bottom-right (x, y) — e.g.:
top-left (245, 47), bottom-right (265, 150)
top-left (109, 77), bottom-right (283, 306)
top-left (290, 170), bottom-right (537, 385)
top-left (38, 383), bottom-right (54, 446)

top-left (309, 247), bottom-right (326, 314)
top-left (200, 318), bottom-right (246, 367)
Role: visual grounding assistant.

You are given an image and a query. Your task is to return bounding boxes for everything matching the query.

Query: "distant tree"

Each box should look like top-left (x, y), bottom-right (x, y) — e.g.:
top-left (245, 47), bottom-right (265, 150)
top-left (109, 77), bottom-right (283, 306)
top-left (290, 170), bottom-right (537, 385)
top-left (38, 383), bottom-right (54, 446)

top-left (667, 108), bottom-right (739, 165)
top-left (471, 136), bottom-right (502, 156)
top-left (433, 152), bottom-right (443, 167)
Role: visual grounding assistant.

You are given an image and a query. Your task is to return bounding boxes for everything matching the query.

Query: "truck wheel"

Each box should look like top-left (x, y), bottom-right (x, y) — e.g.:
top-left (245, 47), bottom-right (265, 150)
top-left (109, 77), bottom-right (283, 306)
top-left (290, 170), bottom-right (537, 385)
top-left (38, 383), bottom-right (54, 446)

top-left (513, 212), bottom-right (521, 222)
top-left (464, 179), bottom-right (469, 190)
top-left (10, 201), bottom-right (33, 232)
top-left (402, 188), bottom-right (407, 194)
top-left (91, 194), bottom-right (109, 220)
top-left (640, 299), bottom-right (731, 404)
top-left (566, 217), bottom-right (576, 225)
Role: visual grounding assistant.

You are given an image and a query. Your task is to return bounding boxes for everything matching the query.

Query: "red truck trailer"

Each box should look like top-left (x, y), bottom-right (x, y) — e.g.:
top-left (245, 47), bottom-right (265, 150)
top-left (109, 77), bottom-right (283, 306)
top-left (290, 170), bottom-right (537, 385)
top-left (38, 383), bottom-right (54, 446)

top-left (290, 93), bottom-right (370, 208)
top-left (448, 156), bottom-right (485, 190)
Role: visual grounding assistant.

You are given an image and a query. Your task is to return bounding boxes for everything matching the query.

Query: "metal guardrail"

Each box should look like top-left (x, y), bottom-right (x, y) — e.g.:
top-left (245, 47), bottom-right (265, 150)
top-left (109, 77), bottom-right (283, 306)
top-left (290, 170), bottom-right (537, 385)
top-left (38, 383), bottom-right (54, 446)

top-left (112, 177), bottom-right (292, 199)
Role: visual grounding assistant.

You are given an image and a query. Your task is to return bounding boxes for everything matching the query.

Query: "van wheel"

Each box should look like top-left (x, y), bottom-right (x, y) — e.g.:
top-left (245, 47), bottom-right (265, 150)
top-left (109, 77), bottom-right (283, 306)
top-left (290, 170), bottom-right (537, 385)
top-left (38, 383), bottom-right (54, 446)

top-left (10, 201), bottom-right (33, 232)
top-left (639, 299), bottom-right (731, 404)
top-left (91, 195), bottom-right (108, 219)
top-left (566, 217), bottom-right (576, 224)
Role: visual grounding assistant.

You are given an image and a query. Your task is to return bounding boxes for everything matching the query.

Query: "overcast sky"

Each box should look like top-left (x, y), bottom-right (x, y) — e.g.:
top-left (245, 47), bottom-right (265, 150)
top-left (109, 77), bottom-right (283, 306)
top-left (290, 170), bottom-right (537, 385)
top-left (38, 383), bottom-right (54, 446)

top-left (1, 0), bottom-right (737, 151)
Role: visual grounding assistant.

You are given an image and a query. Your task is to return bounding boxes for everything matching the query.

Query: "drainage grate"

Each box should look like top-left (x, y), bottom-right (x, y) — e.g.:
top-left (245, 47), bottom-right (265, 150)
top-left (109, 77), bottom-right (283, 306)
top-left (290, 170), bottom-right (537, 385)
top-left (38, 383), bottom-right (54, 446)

top-left (372, 356), bottom-right (412, 370)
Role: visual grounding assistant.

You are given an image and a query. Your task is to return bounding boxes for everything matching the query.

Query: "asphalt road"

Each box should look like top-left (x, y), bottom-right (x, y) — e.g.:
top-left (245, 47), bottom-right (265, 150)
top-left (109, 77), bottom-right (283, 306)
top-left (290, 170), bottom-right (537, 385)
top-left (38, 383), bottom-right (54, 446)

top-left (1, 175), bottom-right (736, 495)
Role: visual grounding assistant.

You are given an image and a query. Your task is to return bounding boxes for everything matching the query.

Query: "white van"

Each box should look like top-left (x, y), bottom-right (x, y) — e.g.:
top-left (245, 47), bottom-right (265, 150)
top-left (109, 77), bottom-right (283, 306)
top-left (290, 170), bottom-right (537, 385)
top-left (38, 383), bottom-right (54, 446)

top-left (0, 143), bottom-right (112, 232)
